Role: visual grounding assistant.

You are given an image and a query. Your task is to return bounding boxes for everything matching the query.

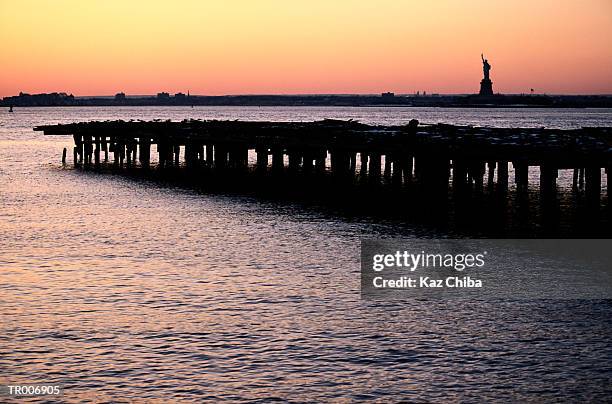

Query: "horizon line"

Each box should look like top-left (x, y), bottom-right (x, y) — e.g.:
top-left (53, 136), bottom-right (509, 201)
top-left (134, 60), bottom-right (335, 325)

top-left (6, 92), bottom-right (612, 98)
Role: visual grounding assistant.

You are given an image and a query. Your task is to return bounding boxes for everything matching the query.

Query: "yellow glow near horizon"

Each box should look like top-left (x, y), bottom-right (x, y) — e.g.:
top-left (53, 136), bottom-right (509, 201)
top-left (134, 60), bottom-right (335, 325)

top-left (0, 0), bottom-right (611, 96)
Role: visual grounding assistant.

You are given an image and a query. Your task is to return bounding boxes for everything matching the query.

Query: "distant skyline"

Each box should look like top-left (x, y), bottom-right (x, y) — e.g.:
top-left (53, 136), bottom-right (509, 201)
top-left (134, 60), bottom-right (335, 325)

top-left (1, 0), bottom-right (611, 97)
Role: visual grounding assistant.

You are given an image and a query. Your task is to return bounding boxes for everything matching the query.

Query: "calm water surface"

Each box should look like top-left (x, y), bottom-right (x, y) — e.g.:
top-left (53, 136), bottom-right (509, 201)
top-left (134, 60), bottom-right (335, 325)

top-left (1, 107), bottom-right (611, 401)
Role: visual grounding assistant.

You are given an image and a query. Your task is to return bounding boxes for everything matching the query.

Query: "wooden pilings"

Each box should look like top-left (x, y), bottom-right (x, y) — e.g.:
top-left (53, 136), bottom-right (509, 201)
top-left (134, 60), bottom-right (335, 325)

top-left (539, 164), bottom-right (558, 195)
top-left (55, 133), bottom-right (607, 207)
top-left (198, 144), bottom-right (205, 163)
top-left (302, 151), bottom-right (313, 174)
top-left (205, 144), bottom-right (214, 166)
top-left (359, 152), bottom-right (368, 177)
top-left (497, 161), bottom-right (508, 192)
top-left (288, 151), bottom-right (301, 171)
top-left (368, 153), bottom-right (381, 179)
top-left (513, 161), bottom-right (529, 191)
top-left (607, 167), bottom-right (612, 199)
top-left (469, 161), bottom-right (486, 191)
top-left (83, 135), bottom-right (93, 165)
top-left (402, 155), bottom-right (413, 182)
top-left (487, 161), bottom-right (496, 187)
top-left (140, 137), bottom-right (151, 167)
top-left (383, 156), bottom-right (392, 179)
top-left (391, 155), bottom-right (402, 184)
top-left (102, 138), bottom-right (108, 162)
top-left (271, 147), bottom-right (284, 171)
top-left (585, 167), bottom-right (601, 202)
top-left (173, 145), bottom-right (180, 166)
top-left (184, 142), bottom-right (194, 166)
top-left (348, 153), bottom-right (357, 175)
top-left (39, 120), bottom-right (610, 211)
top-left (94, 136), bottom-right (100, 166)
top-left (231, 146), bottom-right (249, 171)
top-left (573, 166), bottom-right (604, 202)
top-left (573, 168), bottom-right (579, 190)
top-left (256, 145), bottom-right (268, 172)
top-left (452, 159), bottom-right (467, 190)
top-left (72, 134), bottom-right (82, 165)
top-left (418, 156), bottom-right (450, 192)
top-left (315, 151), bottom-right (327, 174)
top-left (451, 159), bottom-right (513, 194)
top-left (214, 145), bottom-right (228, 169)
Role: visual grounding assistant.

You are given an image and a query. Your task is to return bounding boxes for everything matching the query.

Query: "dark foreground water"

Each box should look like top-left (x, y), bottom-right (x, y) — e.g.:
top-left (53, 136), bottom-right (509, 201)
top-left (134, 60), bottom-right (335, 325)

top-left (1, 107), bottom-right (611, 402)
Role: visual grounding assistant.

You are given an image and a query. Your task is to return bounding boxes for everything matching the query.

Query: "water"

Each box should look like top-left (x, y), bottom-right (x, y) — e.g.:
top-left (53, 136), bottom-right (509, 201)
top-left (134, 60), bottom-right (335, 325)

top-left (1, 107), bottom-right (611, 401)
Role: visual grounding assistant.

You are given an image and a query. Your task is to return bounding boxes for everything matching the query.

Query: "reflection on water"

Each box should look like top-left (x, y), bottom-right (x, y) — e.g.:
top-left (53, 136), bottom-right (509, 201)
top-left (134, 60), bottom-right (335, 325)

top-left (69, 162), bottom-right (611, 238)
top-left (1, 107), bottom-right (611, 401)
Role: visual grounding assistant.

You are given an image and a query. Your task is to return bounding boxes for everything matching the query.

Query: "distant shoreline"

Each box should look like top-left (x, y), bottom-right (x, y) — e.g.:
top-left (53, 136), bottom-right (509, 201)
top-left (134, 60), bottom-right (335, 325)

top-left (6, 105), bottom-right (612, 110)
top-left (3, 93), bottom-right (612, 108)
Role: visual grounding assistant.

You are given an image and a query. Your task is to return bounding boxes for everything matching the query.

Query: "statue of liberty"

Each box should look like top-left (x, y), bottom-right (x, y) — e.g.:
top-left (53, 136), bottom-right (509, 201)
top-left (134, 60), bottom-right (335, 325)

top-left (479, 53), bottom-right (493, 95)
top-left (481, 54), bottom-right (491, 80)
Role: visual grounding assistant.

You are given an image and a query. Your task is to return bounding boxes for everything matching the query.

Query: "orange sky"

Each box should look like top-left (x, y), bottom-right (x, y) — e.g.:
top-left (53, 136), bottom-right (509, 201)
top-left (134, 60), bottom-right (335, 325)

top-left (0, 0), bottom-right (611, 96)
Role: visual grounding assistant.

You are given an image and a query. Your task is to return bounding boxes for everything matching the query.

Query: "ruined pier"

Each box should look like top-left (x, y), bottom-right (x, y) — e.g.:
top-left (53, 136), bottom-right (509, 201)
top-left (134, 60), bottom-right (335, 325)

top-left (35, 119), bottom-right (612, 207)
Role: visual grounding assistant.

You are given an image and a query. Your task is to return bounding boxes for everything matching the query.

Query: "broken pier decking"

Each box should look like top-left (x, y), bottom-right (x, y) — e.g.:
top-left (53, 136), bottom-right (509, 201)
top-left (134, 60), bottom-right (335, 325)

top-left (34, 119), bottom-right (612, 202)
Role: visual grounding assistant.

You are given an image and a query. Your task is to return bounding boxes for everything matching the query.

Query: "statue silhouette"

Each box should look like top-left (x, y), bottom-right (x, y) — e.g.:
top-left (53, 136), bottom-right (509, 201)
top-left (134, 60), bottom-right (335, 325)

top-left (479, 54), bottom-right (494, 95)
top-left (481, 54), bottom-right (491, 81)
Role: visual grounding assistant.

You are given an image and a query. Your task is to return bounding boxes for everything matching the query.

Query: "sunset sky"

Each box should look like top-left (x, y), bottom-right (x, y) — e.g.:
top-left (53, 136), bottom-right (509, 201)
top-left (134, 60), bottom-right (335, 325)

top-left (0, 0), bottom-right (611, 96)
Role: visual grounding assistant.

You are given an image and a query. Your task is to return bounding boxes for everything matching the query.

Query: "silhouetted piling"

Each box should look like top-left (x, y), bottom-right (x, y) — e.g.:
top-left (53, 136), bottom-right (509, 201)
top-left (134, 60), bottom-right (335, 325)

top-left (384, 156), bottom-right (392, 179)
top-left (487, 161), bottom-right (496, 187)
top-left (359, 152), bottom-right (368, 177)
top-left (140, 137), bottom-right (151, 167)
top-left (585, 167), bottom-right (601, 203)
top-left (256, 146), bottom-right (268, 172)
top-left (539, 164), bottom-right (557, 196)
top-left (94, 136), bottom-right (100, 166)
top-left (607, 167), bottom-right (611, 199)
top-left (348, 153), bottom-right (357, 175)
top-left (497, 161), bottom-right (508, 192)
top-left (403, 155), bottom-right (413, 182)
top-left (452, 160), bottom-right (467, 191)
top-left (391, 156), bottom-right (402, 184)
top-left (102, 139), bottom-right (108, 162)
top-left (315, 151), bottom-right (326, 174)
top-left (573, 168), bottom-right (579, 191)
top-left (514, 161), bottom-right (529, 191)
top-left (272, 147), bottom-right (283, 172)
